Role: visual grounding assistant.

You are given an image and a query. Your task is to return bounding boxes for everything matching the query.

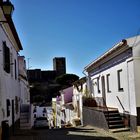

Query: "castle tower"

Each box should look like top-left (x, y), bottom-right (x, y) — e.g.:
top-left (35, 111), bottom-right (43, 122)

top-left (53, 57), bottom-right (66, 76)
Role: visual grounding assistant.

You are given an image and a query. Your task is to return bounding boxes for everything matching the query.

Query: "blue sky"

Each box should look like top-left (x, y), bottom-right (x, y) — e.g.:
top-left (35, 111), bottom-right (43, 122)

top-left (11, 0), bottom-right (140, 77)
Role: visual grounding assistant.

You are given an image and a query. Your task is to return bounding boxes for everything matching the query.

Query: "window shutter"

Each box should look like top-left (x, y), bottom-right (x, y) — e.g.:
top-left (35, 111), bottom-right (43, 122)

top-left (3, 42), bottom-right (10, 73)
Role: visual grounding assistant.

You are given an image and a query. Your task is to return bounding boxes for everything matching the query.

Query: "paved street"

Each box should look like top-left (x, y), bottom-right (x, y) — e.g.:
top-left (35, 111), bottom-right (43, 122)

top-left (10, 127), bottom-right (114, 140)
top-left (10, 125), bottom-right (140, 140)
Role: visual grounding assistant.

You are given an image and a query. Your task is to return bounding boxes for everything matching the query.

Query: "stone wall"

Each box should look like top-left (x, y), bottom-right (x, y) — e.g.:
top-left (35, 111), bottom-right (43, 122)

top-left (83, 107), bottom-right (108, 130)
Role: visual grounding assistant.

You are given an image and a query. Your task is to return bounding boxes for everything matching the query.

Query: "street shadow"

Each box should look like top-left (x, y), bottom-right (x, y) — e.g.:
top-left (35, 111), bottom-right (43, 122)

top-left (45, 127), bottom-right (117, 140)
top-left (11, 127), bottom-right (118, 140)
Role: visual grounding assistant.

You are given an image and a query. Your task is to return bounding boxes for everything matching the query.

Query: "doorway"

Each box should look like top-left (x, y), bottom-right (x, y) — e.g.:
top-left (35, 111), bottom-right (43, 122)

top-left (12, 100), bottom-right (15, 135)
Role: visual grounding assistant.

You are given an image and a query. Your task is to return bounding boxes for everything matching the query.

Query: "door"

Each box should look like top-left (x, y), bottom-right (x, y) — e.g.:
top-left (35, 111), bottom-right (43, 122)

top-left (12, 100), bottom-right (15, 135)
top-left (101, 76), bottom-right (106, 106)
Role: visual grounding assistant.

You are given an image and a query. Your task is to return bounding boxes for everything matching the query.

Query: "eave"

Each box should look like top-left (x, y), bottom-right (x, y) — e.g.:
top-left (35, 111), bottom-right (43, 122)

top-left (5, 15), bottom-right (23, 50)
top-left (84, 39), bottom-right (128, 72)
top-left (0, 7), bottom-right (23, 51)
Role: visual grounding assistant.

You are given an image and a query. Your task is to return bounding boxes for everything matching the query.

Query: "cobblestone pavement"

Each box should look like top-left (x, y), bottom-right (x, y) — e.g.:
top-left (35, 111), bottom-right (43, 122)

top-left (10, 125), bottom-right (140, 140)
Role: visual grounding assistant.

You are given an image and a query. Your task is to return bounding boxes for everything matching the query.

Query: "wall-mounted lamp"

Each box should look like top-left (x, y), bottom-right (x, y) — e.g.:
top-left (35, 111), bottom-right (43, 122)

top-left (0, 0), bottom-right (14, 23)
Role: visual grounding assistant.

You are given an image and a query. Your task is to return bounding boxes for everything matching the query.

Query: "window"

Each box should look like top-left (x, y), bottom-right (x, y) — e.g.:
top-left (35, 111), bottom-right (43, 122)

top-left (97, 77), bottom-right (100, 93)
top-left (106, 74), bottom-right (111, 93)
top-left (34, 114), bottom-right (36, 118)
top-left (10, 53), bottom-right (13, 77)
top-left (3, 42), bottom-right (10, 73)
top-left (15, 96), bottom-right (19, 114)
top-left (117, 69), bottom-right (124, 91)
top-left (14, 59), bottom-right (17, 80)
top-left (6, 99), bottom-right (10, 117)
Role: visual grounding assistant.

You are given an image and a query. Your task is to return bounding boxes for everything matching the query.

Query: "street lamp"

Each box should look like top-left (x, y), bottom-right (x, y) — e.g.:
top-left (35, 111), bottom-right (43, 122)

top-left (0, 0), bottom-right (14, 23)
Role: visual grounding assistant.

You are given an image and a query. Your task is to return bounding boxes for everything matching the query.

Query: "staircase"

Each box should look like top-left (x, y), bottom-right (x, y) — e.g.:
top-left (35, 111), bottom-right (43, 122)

top-left (20, 104), bottom-right (31, 129)
top-left (104, 108), bottom-right (130, 133)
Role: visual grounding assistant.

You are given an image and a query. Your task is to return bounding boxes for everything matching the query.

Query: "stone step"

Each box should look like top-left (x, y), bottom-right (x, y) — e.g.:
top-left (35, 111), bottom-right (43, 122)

top-left (20, 112), bottom-right (29, 116)
top-left (20, 113), bottom-right (29, 117)
top-left (20, 123), bottom-right (31, 130)
top-left (105, 113), bottom-right (121, 117)
top-left (106, 116), bottom-right (122, 121)
top-left (109, 124), bottom-right (125, 129)
top-left (109, 127), bottom-right (130, 133)
top-left (104, 110), bottom-right (119, 114)
top-left (20, 126), bottom-right (31, 130)
top-left (108, 120), bottom-right (124, 125)
top-left (20, 123), bottom-right (30, 127)
top-left (20, 116), bottom-right (28, 121)
top-left (20, 119), bottom-right (29, 123)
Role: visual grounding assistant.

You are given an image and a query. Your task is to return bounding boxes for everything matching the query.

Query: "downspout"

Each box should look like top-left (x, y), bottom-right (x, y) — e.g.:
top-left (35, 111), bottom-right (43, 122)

top-left (81, 69), bottom-right (94, 127)
top-left (82, 69), bottom-right (94, 97)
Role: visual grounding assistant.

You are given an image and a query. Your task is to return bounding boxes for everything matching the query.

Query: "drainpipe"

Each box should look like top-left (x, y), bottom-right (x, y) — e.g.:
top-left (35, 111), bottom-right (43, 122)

top-left (82, 69), bottom-right (94, 97)
top-left (81, 69), bottom-right (94, 127)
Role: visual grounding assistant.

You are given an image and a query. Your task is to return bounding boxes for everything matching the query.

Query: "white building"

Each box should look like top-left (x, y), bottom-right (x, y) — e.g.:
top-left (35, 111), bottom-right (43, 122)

top-left (72, 77), bottom-right (88, 126)
top-left (56, 98), bottom-right (62, 128)
top-left (56, 87), bottom-right (74, 128)
top-left (84, 36), bottom-right (140, 131)
top-left (18, 56), bottom-right (30, 105)
top-left (55, 83), bottom-right (87, 128)
top-left (61, 87), bottom-right (74, 127)
top-left (0, 0), bottom-right (29, 137)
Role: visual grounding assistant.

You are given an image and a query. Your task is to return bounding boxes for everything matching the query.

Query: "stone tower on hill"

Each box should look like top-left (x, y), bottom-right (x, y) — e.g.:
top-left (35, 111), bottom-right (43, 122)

top-left (53, 57), bottom-right (66, 76)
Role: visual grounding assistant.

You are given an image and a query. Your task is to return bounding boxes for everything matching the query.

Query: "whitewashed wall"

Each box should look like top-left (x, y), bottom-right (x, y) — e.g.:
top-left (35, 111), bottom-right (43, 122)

top-left (133, 59), bottom-right (140, 107)
top-left (20, 81), bottom-right (29, 104)
top-left (132, 39), bottom-right (140, 108)
top-left (18, 56), bottom-right (30, 105)
top-left (87, 45), bottom-right (139, 117)
top-left (0, 24), bottom-right (20, 126)
top-left (73, 84), bottom-right (85, 125)
top-left (91, 60), bottom-right (133, 114)
top-left (56, 103), bottom-right (61, 128)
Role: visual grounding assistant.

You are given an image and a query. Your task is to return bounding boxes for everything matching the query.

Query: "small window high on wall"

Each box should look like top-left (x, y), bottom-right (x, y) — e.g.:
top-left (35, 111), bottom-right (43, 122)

top-left (117, 69), bottom-right (124, 91)
top-left (3, 42), bottom-right (10, 73)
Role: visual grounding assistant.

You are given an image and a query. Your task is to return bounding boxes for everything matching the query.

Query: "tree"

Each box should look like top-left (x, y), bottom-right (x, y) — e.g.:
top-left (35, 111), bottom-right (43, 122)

top-left (33, 95), bottom-right (45, 103)
top-left (55, 73), bottom-right (79, 88)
